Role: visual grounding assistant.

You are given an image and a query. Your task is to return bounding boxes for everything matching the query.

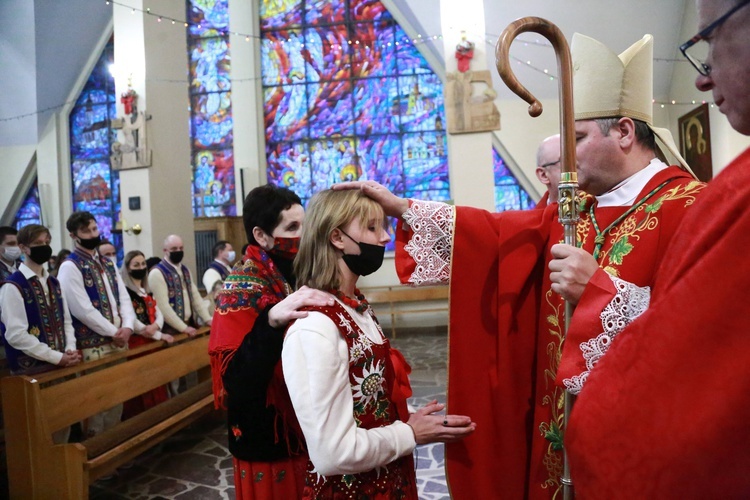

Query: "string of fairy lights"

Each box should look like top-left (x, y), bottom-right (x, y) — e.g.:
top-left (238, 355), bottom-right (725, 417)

top-left (0, 0), bottom-right (714, 122)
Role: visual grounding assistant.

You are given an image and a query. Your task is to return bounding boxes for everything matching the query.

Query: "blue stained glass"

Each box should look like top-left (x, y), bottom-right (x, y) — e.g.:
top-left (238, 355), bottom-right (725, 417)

top-left (308, 80), bottom-right (354, 138)
top-left (266, 142), bottom-right (313, 200)
top-left (260, 0), bottom-right (303, 30)
top-left (493, 148), bottom-right (536, 211)
top-left (188, 0), bottom-right (229, 37)
top-left (13, 181), bottom-right (42, 229)
top-left (69, 104), bottom-right (113, 159)
top-left (352, 23), bottom-right (395, 78)
top-left (94, 214), bottom-right (114, 242)
top-left (189, 37), bottom-right (231, 94)
top-left (264, 85), bottom-right (310, 142)
top-left (72, 160), bottom-right (113, 214)
top-left (353, 77), bottom-right (400, 135)
top-left (395, 27), bottom-right (433, 75)
top-left (305, 0), bottom-right (346, 25)
top-left (191, 92), bottom-right (233, 148)
top-left (75, 88), bottom-right (111, 108)
top-left (356, 135), bottom-right (403, 192)
top-left (398, 74), bottom-right (444, 132)
top-left (261, 0), bottom-right (450, 218)
top-left (303, 27), bottom-right (350, 82)
top-left (350, 0), bottom-right (392, 21)
top-left (404, 188), bottom-right (451, 201)
top-left (192, 149), bottom-right (236, 217)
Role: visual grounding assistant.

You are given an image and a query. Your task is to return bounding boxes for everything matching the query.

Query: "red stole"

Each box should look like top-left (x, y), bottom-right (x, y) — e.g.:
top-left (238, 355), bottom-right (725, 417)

top-left (567, 148), bottom-right (750, 498)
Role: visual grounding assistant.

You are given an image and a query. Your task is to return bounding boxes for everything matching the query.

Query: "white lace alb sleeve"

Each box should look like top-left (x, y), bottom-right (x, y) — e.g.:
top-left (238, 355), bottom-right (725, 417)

top-left (563, 275), bottom-right (651, 395)
top-left (402, 200), bottom-right (455, 286)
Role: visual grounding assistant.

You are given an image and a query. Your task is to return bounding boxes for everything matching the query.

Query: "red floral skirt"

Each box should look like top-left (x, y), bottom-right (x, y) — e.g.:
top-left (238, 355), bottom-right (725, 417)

top-left (234, 455), bottom-right (307, 500)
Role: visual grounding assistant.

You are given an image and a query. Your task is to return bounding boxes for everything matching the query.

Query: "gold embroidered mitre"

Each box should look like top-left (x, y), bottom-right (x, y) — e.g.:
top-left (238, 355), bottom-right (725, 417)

top-left (572, 33), bottom-right (694, 175)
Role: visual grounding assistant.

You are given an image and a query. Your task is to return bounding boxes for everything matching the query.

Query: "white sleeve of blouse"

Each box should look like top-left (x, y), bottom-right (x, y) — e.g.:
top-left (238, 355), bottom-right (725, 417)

top-left (282, 312), bottom-right (416, 477)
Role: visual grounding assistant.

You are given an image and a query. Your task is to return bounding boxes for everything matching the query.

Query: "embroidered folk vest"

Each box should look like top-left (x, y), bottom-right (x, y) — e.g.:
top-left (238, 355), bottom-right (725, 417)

top-left (301, 302), bottom-right (417, 500)
top-left (68, 249), bottom-right (120, 349)
top-left (2, 271), bottom-right (66, 374)
top-left (208, 261), bottom-right (230, 282)
top-left (154, 260), bottom-right (195, 323)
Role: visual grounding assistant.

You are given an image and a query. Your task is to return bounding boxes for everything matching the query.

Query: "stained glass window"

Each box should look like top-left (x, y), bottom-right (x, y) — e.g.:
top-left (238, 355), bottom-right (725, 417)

top-left (187, 0), bottom-right (236, 217)
top-left (68, 38), bottom-right (124, 260)
top-left (493, 148), bottom-right (536, 212)
top-left (13, 180), bottom-right (42, 230)
top-left (260, 1), bottom-right (450, 247)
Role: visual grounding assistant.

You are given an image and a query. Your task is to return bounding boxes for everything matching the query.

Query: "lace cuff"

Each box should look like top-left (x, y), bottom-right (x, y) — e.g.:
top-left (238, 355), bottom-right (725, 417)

top-left (563, 276), bottom-right (651, 395)
top-left (402, 200), bottom-right (455, 286)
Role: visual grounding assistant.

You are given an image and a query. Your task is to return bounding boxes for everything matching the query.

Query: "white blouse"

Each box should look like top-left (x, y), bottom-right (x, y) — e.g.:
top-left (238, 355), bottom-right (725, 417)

top-left (282, 296), bottom-right (416, 477)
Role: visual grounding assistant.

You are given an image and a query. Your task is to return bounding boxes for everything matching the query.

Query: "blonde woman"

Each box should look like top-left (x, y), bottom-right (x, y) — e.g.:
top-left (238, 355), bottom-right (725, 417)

top-left (283, 189), bottom-right (476, 499)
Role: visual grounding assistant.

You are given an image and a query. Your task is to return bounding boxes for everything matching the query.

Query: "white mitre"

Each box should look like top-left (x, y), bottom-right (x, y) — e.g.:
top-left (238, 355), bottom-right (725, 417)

top-left (572, 33), bottom-right (694, 176)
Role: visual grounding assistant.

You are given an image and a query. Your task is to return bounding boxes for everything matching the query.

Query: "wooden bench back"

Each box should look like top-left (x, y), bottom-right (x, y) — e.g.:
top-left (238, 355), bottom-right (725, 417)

top-left (363, 285), bottom-right (449, 304)
top-left (28, 330), bottom-right (210, 434)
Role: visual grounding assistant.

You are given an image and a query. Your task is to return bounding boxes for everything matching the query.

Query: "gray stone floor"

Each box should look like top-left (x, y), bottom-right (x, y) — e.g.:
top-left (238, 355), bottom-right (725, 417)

top-left (90, 330), bottom-right (450, 499)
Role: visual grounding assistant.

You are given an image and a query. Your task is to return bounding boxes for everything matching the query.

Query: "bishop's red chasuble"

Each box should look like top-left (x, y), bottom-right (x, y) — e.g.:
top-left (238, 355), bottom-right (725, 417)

top-left (567, 148), bottom-right (750, 499)
top-left (395, 166), bottom-right (703, 499)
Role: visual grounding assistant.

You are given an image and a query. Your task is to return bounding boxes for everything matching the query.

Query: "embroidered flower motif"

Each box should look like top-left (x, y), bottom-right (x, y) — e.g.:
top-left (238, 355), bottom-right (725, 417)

top-left (352, 360), bottom-right (385, 408)
top-left (231, 425), bottom-right (242, 441)
top-left (336, 312), bottom-right (356, 337)
top-left (348, 337), bottom-right (372, 362)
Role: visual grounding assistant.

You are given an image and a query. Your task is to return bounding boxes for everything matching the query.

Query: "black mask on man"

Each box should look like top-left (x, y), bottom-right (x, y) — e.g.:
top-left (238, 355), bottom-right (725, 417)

top-left (78, 235), bottom-right (101, 250)
top-left (339, 229), bottom-right (385, 276)
top-left (169, 251), bottom-right (184, 264)
top-left (29, 245), bottom-right (53, 265)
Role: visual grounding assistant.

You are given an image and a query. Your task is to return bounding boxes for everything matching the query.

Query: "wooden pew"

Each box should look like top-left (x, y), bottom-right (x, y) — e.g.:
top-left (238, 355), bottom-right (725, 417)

top-left (363, 285), bottom-right (449, 338)
top-left (1, 327), bottom-right (215, 499)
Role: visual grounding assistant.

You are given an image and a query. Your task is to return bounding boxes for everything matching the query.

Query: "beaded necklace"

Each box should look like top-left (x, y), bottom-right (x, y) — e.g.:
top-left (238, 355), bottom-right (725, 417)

top-left (329, 288), bottom-right (370, 314)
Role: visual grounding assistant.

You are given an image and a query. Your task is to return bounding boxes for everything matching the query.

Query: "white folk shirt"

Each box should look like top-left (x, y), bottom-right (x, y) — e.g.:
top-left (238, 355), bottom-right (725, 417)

top-left (0, 263), bottom-right (76, 365)
top-left (202, 259), bottom-right (232, 292)
top-left (149, 260), bottom-right (211, 332)
top-left (57, 255), bottom-right (135, 337)
top-left (282, 296), bottom-right (416, 477)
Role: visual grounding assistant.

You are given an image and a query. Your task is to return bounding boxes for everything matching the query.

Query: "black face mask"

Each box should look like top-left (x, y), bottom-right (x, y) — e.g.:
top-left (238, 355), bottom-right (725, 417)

top-left (78, 235), bottom-right (101, 250)
top-left (130, 268), bottom-right (148, 280)
top-left (169, 251), bottom-right (184, 264)
top-left (340, 229), bottom-right (385, 277)
top-left (28, 245), bottom-right (53, 265)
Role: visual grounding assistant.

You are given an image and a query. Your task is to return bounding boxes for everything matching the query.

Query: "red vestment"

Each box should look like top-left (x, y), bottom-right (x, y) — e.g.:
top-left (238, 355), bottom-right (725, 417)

top-left (395, 166), bottom-right (703, 499)
top-left (567, 148), bottom-right (750, 499)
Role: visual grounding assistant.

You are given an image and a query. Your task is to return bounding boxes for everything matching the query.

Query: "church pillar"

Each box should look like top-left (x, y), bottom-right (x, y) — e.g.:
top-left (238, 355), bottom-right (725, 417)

top-left (229, 0), bottom-right (266, 212)
top-left (440, 0), bottom-right (497, 210)
top-left (113, 0), bottom-right (196, 269)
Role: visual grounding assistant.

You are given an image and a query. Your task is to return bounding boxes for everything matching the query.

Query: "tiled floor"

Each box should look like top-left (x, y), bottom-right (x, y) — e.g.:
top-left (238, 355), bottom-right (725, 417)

top-left (90, 330), bottom-right (450, 499)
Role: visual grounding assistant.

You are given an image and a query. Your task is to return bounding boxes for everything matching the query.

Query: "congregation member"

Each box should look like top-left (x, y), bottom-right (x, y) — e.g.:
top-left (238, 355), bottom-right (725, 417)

top-left (534, 134), bottom-right (562, 204)
top-left (121, 250), bottom-right (173, 419)
top-left (209, 184), bottom-right (332, 499)
top-left (336, 32), bottom-right (704, 499)
top-left (0, 226), bottom-right (21, 281)
top-left (149, 234), bottom-right (212, 336)
top-left (50, 248), bottom-right (71, 278)
top-left (97, 239), bottom-right (118, 266)
top-left (283, 189), bottom-right (476, 499)
top-left (57, 211), bottom-right (135, 437)
top-left (0, 224), bottom-right (81, 443)
top-left (202, 240), bottom-right (235, 292)
top-left (567, 0), bottom-right (750, 497)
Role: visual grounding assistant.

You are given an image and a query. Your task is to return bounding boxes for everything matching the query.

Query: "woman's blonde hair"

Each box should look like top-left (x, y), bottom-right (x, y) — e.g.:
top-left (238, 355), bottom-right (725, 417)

top-left (294, 189), bottom-right (385, 290)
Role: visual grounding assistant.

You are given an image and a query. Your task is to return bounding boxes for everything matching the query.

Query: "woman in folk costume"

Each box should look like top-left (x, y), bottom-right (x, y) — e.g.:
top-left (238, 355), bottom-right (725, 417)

top-left (283, 189), bottom-right (476, 499)
top-left (120, 250), bottom-right (173, 419)
top-left (209, 184), bottom-right (332, 500)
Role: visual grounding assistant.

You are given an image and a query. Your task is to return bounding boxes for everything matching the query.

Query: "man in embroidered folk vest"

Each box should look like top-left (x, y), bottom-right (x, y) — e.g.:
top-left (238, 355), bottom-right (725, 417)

top-left (0, 224), bottom-right (81, 443)
top-left (0, 226), bottom-right (21, 281)
top-left (202, 239), bottom-right (235, 293)
top-left (58, 211), bottom-right (136, 437)
top-left (149, 234), bottom-right (212, 336)
top-left (336, 33), bottom-right (706, 500)
top-left (567, 1), bottom-right (750, 497)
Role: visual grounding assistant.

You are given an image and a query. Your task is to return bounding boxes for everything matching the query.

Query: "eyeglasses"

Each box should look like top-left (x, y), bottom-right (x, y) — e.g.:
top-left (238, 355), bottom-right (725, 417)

top-left (680, 0), bottom-right (750, 76)
top-left (540, 159), bottom-right (561, 169)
